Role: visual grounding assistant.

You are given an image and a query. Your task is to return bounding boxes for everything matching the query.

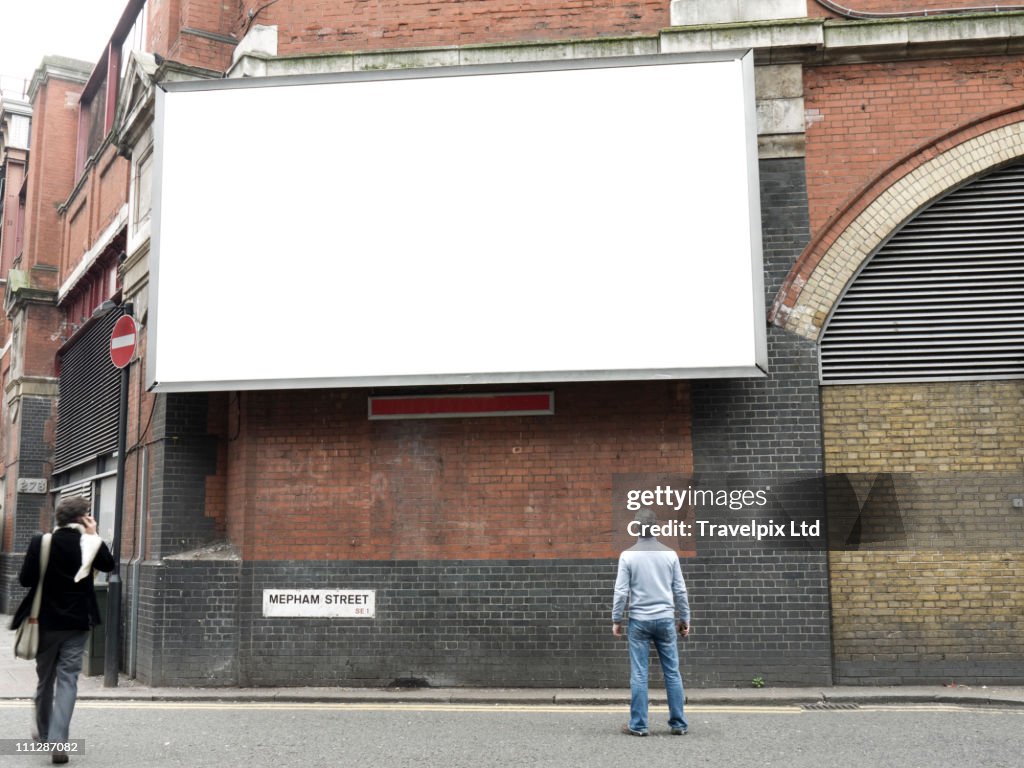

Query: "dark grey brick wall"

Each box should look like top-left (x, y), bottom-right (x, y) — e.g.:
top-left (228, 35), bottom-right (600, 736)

top-left (130, 393), bottom-right (226, 682)
top-left (134, 559), bottom-right (626, 688)
top-left (0, 553), bottom-right (26, 616)
top-left (693, 159), bottom-right (821, 476)
top-left (135, 558), bottom-right (241, 686)
top-left (18, 396), bottom-right (54, 476)
top-left (147, 393), bottom-right (221, 558)
top-left (239, 560), bottom-right (625, 687)
top-left (2, 395), bottom-right (55, 614)
top-left (12, 396), bottom-right (56, 552)
top-left (683, 541), bottom-right (831, 687)
top-left (136, 552), bottom-right (829, 689)
top-left (687, 157), bottom-right (832, 687)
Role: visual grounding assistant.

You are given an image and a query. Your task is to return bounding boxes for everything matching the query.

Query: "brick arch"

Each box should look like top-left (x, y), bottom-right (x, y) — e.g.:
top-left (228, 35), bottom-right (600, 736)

top-left (771, 109), bottom-right (1024, 341)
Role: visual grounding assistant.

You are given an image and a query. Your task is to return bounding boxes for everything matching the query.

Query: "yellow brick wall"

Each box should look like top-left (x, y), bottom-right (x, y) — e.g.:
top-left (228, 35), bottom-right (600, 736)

top-left (823, 381), bottom-right (1024, 673)
top-left (830, 551), bottom-right (1023, 665)
top-left (823, 380), bottom-right (1024, 473)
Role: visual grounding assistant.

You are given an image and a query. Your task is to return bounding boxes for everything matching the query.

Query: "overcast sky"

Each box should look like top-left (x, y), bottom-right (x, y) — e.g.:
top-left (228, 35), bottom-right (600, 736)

top-left (0, 0), bottom-right (130, 97)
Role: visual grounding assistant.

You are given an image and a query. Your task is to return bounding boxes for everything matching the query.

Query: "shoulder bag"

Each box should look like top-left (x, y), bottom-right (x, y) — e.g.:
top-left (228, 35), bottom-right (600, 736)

top-left (14, 533), bottom-right (52, 660)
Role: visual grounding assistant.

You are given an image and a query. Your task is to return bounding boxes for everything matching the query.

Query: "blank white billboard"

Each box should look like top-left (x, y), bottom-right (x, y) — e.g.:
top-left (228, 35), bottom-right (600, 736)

top-left (148, 52), bottom-right (766, 392)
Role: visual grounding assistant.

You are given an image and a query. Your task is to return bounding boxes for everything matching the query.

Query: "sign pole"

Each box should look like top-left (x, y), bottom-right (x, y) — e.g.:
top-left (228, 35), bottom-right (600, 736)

top-left (104, 306), bottom-right (135, 687)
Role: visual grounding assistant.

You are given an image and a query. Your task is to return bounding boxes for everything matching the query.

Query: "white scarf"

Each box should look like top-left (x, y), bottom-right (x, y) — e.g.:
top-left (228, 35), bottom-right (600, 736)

top-left (55, 522), bottom-right (104, 583)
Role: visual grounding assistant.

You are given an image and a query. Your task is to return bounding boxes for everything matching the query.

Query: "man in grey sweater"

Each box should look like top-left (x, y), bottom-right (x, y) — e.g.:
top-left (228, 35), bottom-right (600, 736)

top-left (611, 507), bottom-right (690, 736)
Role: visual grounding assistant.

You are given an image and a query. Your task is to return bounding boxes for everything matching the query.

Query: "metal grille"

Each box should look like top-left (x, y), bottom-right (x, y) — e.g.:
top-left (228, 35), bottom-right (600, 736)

top-left (55, 479), bottom-right (94, 506)
top-left (53, 309), bottom-right (123, 473)
top-left (820, 161), bottom-right (1024, 384)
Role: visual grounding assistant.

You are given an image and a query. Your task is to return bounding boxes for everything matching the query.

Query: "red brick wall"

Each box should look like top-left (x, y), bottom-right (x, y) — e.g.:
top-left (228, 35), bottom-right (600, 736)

top-left (147, 0), bottom-right (183, 60)
top-left (147, 0), bottom-right (236, 72)
top-left (21, 304), bottom-right (63, 378)
top-left (24, 78), bottom-right (82, 279)
top-left (205, 390), bottom-right (229, 540)
top-left (152, 0), bottom-right (668, 70)
top-left (58, 143), bottom-right (129, 294)
top-left (94, 145), bottom-right (129, 244)
top-left (179, 0), bottom-right (234, 34)
top-left (224, 382), bottom-right (691, 561)
top-left (173, 32), bottom-right (237, 71)
top-left (804, 56), bottom-right (1024, 232)
top-left (63, 200), bottom-right (89, 279)
top-left (239, 0), bottom-right (668, 55)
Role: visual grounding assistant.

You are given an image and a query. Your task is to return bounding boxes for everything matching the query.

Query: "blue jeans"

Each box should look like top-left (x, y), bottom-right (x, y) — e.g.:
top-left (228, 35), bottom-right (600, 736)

top-left (627, 618), bottom-right (686, 733)
top-left (34, 629), bottom-right (88, 745)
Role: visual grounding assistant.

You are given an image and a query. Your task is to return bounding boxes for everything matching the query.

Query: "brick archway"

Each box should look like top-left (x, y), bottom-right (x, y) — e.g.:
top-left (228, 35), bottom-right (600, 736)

top-left (772, 115), bottom-right (1024, 341)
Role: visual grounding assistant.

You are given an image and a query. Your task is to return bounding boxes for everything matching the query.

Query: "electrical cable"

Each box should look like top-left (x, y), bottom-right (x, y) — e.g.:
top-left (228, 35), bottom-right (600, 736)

top-left (813, 0), bottom-right (1024, 19)
top-left (243, 0), bottom-right (282, 36)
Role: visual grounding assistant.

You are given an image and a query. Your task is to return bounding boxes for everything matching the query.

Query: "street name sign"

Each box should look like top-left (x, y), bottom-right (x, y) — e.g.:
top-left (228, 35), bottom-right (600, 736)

top-left (262, 589), bottom-right (376, 618)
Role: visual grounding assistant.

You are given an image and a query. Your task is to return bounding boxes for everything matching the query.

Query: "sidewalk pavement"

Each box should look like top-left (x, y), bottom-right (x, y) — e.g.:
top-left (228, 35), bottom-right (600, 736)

top-left (3, 628), bottom-right (1022, 707)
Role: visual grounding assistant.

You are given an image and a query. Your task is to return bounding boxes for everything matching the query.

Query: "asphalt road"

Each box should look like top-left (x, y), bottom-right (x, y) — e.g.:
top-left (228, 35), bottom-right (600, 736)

top-left (0, 700), bottom-right (1021, 768)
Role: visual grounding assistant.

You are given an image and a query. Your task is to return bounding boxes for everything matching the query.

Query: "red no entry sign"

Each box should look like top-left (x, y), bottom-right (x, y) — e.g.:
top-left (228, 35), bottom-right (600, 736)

top-left (110, 315), bottom-right (138, 369)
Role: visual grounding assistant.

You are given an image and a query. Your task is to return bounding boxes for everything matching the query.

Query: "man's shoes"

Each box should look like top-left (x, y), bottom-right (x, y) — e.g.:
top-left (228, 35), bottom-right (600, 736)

top-left (620, 724), bottom-right (647, 736)
top-left (52, 755), bottom-right (69, 765)
top-left (670, 727), bottom-right (688, 736)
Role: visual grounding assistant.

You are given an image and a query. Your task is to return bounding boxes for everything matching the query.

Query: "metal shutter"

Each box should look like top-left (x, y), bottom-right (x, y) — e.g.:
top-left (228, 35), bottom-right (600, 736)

top-left (53, 308), bottom-right (124, 473)
top-left (820, 161), bottom-right (1024, 384)
top-left (55, 479), bottom-right (93, 506)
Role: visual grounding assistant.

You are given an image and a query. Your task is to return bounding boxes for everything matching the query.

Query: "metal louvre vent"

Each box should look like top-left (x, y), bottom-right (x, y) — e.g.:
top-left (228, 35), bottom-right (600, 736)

top-left (821, 161), bottom-right (1024, 384)
top-left (53, 309), bottom-right (123, 473)
top-left (55, 479), bottom-right (94, 506)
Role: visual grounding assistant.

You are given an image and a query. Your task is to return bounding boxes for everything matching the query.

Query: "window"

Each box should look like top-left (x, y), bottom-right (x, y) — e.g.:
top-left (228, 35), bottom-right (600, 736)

top-left (74, 0), bottom-right (149, 176)
top-left (133, 145), bottom-right (153, 229)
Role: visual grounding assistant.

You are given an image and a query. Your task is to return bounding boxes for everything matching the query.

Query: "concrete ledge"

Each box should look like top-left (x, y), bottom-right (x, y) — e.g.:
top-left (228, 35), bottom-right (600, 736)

top-left (661, 12), bottom-right (1024, 63)
top-left (825, 13), bottom-right (1024, 49)
top-left (226, 12), bottom-right (1024, 83)
top-left (7, 684), bottom-right (1019, 709)
top-left (823, 12), bottom-right (1024, 62)
top-left (661, 18), bottom-right (822, 60)
top-left (228, 37), bottom-right (661, 79)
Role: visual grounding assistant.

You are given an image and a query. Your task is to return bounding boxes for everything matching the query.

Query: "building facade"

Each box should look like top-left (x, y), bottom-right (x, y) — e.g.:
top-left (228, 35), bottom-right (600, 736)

top-left (1, 0), bottom-right (1022, 687)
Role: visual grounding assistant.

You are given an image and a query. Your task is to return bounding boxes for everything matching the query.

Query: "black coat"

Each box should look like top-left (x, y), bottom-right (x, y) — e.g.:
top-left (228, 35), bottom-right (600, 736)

top-left (10, 528), bottom-right (115, 631)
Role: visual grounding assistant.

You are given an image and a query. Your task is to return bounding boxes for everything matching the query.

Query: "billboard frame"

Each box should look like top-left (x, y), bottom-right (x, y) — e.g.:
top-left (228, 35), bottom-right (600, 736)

top-left (148, 51), bottom-right (766, 392)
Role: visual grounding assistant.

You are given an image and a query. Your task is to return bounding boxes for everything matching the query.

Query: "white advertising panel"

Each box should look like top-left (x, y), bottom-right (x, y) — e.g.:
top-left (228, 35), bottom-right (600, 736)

top-left (149, 52), bottom-right (766, 391)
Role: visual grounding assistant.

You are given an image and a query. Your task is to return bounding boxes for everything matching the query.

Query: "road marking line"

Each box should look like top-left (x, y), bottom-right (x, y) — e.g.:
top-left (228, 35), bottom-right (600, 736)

top-left (0, 701), bottom-right (800, 713)
top-left (0, 701), bottom-right (1017, 714)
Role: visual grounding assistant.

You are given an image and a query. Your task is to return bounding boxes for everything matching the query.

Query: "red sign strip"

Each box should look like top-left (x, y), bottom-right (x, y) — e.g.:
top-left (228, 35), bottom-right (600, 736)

top-left (369, 392), bottom-right (554, 420)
